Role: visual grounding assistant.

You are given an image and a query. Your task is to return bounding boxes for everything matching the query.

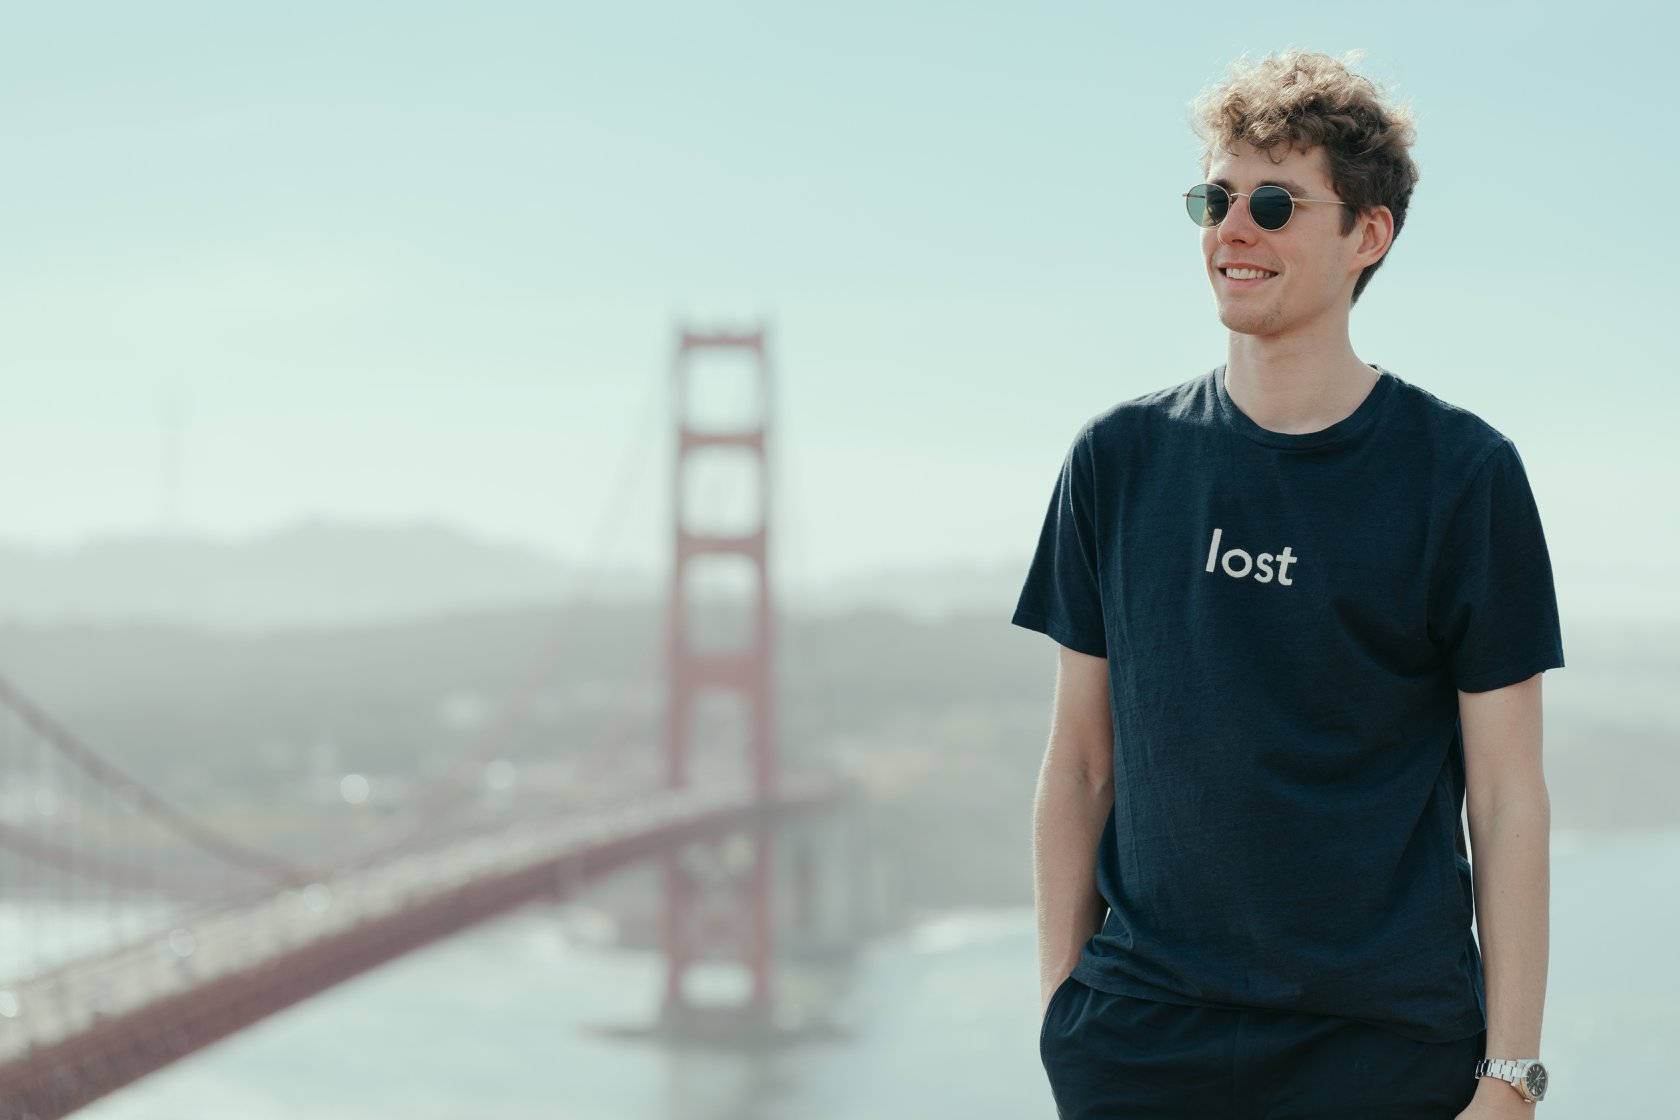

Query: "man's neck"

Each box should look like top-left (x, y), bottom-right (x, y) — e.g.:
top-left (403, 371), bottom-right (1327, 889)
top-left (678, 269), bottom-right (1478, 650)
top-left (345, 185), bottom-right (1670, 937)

top-left (1223, 330), bottom-right (1377, 436)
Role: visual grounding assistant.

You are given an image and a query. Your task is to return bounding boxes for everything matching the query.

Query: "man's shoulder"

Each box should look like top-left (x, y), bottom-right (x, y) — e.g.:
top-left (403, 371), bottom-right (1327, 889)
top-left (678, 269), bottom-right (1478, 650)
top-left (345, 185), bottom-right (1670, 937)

top-left (1080, 369), bottom-right (1216, 446)
top-left (1382, 369), bottom-right (1517, 472)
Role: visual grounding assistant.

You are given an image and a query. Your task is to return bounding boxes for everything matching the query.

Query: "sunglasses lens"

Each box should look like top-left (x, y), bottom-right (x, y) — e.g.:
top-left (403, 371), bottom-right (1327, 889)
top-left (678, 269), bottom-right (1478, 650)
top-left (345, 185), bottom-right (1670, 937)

top-left (1185, 183), bottom-right (1226, 227)
top-left (1249, 185), bottom-right (1294, 230)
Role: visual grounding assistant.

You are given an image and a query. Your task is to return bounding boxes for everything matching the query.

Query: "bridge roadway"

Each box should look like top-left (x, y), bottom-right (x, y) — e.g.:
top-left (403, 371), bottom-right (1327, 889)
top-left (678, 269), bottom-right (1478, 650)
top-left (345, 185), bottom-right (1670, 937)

top-left (0, 772), bottom-right (846, 1120)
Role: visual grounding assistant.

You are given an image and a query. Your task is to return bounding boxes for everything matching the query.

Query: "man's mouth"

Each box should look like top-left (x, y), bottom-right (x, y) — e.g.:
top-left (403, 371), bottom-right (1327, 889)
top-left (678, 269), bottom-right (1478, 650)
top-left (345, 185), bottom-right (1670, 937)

top-left (1219, 266), bottom-right (1278, 287)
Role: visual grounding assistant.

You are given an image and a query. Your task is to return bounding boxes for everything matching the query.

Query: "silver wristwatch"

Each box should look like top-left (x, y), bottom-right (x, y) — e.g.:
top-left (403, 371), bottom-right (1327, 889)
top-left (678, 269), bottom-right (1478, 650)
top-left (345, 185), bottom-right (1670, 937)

top-left (1474, 1057), bottom-right (1548, 1103)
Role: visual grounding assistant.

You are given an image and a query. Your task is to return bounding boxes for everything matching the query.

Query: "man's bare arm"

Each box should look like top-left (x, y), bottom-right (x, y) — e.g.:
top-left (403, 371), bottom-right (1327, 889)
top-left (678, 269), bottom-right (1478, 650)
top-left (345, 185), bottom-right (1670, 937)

top-left (1460, 671), bottom-right (1549, 1080)
top-left (1035, 643), bottom-right (1115, 1014)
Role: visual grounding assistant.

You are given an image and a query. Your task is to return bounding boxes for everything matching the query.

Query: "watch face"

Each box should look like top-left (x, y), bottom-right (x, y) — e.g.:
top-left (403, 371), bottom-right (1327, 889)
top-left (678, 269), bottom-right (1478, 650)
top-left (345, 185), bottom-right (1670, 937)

top-left (1525, 1063), bottom-right (1548, 1099)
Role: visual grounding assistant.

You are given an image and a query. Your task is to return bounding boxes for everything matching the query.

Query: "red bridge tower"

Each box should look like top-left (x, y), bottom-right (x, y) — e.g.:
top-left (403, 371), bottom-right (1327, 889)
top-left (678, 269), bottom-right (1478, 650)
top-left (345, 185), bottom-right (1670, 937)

top-left (659, 321), bottom-right (781, 1038)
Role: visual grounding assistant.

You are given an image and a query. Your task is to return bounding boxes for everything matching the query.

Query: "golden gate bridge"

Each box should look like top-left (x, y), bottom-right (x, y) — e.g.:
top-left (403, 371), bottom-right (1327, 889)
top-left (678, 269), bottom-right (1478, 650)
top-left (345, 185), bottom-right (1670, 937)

top-left (0, 323), bottom-right (870, 1119)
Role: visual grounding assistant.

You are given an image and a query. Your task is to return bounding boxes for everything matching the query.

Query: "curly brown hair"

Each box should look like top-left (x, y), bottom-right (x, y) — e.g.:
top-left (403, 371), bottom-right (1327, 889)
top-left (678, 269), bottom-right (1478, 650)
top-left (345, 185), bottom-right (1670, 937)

top-left (1188, 48), bottom-right (1420, 306)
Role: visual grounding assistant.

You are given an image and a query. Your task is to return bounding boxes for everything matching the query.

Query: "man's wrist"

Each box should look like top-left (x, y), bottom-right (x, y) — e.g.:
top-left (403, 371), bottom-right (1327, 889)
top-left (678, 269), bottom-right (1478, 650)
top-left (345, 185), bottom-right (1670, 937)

top-left (1475, 1071), bottom-right (1539, 1107)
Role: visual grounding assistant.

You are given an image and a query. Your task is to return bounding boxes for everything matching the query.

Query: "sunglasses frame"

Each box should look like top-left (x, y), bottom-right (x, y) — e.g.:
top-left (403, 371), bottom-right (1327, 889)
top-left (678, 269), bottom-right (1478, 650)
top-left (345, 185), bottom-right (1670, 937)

top-left (1183, 182), bottom-right (1352, 231)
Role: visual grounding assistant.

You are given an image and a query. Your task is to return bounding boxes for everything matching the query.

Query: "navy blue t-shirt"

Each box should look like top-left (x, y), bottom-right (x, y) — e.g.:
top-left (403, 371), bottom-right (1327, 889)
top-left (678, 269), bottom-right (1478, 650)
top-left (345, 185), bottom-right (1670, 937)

top-left (1011, 364), bottom-right (1565, 1044)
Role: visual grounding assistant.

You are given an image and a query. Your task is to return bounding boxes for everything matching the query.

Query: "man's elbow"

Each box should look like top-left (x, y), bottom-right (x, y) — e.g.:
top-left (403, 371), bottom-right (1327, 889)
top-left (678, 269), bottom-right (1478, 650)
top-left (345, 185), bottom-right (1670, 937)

top-left (1467, 782), bottom-right (1550, 833)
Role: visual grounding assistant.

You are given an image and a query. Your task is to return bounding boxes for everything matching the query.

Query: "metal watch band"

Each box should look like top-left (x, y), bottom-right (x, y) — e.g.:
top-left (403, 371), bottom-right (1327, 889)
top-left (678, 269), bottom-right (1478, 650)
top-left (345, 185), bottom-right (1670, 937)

top-left (1475, 1058), bottom-right (1543, 1099)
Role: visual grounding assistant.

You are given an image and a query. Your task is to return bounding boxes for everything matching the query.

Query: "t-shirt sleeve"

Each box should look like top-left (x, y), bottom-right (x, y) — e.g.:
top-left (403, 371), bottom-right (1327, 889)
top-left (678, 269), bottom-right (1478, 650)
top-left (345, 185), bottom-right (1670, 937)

top-left (1010, 422), bottom-right (1108, 658)
top-left (1427, 437), bottom-right (1565, 693)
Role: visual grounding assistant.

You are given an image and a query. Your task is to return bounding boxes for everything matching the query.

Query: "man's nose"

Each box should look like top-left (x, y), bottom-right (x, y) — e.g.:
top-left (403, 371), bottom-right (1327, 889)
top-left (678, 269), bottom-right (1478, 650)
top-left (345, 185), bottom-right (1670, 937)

top-left (1218, 194), bottom-right (1262, 243)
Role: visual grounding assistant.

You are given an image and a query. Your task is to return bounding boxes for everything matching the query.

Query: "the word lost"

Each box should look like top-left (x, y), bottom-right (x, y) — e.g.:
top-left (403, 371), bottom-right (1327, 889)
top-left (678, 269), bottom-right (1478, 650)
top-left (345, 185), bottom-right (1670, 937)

top-left (1204, 526), bottom-right (1298, 585)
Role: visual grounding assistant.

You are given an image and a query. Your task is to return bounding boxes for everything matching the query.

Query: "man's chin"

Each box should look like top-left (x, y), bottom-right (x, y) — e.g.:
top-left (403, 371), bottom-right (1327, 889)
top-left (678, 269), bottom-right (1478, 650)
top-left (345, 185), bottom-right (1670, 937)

top-left (1217, 308), bottom-right (1281, 336)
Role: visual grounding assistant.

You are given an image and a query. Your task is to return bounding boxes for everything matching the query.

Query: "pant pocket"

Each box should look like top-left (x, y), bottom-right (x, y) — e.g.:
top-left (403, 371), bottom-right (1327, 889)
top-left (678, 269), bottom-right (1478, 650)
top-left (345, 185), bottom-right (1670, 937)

top-left (1433, 1026), bottom-right (1488, 1115)
top-left (1039, 973), bottom-right (1082, 1058)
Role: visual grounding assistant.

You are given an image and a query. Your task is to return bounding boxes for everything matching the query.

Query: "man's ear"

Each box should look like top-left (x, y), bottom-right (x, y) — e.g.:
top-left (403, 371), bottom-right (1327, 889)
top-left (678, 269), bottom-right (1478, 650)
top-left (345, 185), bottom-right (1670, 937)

top-left (1357, 205), bottom-right (1395, 267)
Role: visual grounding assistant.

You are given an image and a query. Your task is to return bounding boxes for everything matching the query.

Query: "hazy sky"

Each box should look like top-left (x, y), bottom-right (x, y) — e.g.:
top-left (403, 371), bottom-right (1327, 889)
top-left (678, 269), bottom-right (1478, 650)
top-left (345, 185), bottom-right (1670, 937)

top-left (4, 2), bottom-right (1675, 618)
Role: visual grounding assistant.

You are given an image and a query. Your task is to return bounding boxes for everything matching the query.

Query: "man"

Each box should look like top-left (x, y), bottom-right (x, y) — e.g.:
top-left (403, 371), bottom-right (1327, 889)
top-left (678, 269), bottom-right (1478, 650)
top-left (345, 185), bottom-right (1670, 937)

top-left (1013, 49), bottom-right (1561, 1119)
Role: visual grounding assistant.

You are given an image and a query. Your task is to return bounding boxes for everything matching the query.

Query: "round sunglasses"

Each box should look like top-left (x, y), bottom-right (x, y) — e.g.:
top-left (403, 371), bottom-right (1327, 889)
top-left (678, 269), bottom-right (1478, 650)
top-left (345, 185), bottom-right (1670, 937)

top-left (1183, 182), bottom-right (1351, 231)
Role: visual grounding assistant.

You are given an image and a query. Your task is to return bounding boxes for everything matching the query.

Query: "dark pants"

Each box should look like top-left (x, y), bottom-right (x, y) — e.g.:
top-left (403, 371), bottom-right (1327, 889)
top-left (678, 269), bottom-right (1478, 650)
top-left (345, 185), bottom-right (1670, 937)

top-left (1040, 975), bottom-right (1486, 1119)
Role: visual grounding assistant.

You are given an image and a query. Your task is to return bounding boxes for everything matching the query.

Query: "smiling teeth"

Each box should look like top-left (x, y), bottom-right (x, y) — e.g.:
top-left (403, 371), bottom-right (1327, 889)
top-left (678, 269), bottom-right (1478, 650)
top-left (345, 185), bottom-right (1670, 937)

top-left (1225, 267), bottom-right (1276, 280)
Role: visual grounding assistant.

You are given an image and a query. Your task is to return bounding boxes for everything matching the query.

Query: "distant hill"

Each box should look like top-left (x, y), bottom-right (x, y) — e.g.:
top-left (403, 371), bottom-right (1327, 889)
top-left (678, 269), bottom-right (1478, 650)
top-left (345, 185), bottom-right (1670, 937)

top-left (0, 519), bottom-right (645, 631)
top-left (0, 519), bottom-right (1031, 631)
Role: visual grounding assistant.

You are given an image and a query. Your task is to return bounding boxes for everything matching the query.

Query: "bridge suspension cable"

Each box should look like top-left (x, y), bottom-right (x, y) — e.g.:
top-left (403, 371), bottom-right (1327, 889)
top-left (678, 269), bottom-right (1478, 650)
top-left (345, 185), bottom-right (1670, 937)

top-left (0, 673), bottom-right (306, 887)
